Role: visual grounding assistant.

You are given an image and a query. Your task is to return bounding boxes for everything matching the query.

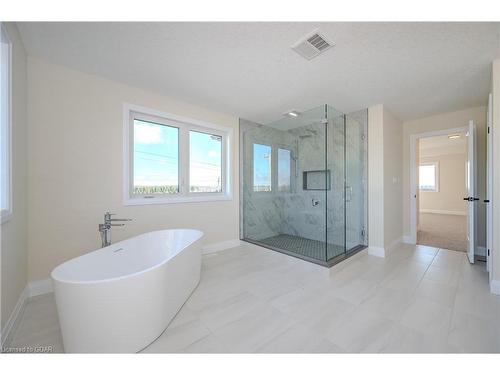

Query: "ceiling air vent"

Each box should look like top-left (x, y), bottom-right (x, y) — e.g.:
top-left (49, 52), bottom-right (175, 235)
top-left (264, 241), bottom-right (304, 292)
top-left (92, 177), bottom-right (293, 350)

top-left (291, 30), bottom-right (334, 60)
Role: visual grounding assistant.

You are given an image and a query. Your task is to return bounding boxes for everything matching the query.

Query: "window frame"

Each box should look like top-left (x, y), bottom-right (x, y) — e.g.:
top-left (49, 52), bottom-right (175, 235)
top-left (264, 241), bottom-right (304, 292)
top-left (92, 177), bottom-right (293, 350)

top-left (188, 128), bottom-right (224, 194)
top-left (1, 23), bottom-right (12, 223)
top-left (418, 161), bottom-right (439, 192)
top-left (123, 103), bottom-right (233, 205)
top-left (252, 142), bottom-right (273, 193)
top-left (277, 146), bottom-right (292, 193)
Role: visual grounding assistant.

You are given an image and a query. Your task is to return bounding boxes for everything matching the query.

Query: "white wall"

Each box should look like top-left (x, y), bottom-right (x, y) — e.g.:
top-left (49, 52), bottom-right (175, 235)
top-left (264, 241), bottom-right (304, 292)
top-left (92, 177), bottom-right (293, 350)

top-left (382, 106), bottom-right (403, 249)
top-left (419, 152), bottom-right (467, 215)
top-left (368, 104), bottom-right (403, 254)
top-left (0, 23), bottom-right (28, 331)
top-left (27, 58), bottom-right (240, 282)
top-left (402, 106), bottom-right (487, 247)
top-left (368, 105), bottom-right (384, 250)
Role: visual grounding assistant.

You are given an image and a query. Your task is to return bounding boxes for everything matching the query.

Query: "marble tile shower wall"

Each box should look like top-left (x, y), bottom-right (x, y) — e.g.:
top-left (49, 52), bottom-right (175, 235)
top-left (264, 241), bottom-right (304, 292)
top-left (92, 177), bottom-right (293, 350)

top-left (241, 119), bottom-right (296, 241)
top-left (241, 110), bottom-right (367, 258)
top-left (281, 123), bottom-right (328, 244)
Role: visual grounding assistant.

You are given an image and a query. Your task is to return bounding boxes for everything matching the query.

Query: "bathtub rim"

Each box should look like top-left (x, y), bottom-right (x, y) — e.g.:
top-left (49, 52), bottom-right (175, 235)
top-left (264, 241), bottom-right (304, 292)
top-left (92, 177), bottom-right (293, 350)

top-left (51, 228), bottom-right (204, 285)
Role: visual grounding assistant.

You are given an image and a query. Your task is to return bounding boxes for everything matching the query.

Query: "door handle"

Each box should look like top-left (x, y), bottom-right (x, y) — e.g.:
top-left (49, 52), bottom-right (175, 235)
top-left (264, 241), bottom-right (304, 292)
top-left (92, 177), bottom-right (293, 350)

top-left (463, 197), bottom-right (480, 201)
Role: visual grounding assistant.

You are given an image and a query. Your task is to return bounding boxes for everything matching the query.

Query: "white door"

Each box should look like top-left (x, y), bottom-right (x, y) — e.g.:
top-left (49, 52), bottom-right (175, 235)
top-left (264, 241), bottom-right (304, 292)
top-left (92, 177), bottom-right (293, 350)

top-left (486, 94), bottom-right (493, 272)
top-left (465, 120), bottom-right (477, 264)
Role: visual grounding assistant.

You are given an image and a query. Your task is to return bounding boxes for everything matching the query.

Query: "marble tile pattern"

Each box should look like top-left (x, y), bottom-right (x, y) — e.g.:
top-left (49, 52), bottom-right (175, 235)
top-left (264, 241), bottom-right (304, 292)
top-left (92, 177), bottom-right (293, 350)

top-left (240, 109), bottom-right (368, 260)
top-left (6, 242), bottom-right (500, 353)
top-left (240, 119), bottom-right (296, 240)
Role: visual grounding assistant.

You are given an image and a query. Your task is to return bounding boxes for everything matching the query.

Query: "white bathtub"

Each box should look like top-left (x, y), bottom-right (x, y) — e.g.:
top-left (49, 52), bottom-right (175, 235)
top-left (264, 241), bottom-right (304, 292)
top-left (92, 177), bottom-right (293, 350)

top-left (51, 229), bottom-right (204, 353)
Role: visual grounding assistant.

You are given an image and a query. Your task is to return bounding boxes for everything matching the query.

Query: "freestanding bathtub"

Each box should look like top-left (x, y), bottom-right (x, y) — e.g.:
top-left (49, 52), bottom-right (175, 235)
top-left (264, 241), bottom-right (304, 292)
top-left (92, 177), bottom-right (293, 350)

top-left (51, 229), bottom-right (204, 353)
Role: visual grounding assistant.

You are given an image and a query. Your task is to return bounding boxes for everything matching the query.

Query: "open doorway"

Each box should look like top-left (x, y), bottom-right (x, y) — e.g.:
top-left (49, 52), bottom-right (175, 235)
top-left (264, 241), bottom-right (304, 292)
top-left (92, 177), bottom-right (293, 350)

top-left (416, 131), bottom-right (468, 252)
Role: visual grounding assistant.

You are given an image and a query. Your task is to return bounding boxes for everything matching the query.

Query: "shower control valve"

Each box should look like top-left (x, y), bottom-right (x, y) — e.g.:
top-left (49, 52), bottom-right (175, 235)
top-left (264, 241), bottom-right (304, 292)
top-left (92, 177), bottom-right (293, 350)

top-left (312, 199), bottom-right (320, 207)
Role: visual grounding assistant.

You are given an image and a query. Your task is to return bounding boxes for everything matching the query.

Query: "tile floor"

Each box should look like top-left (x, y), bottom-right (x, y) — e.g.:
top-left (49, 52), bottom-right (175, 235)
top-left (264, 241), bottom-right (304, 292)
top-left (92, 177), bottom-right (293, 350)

top-left (6, 242), bottom-right (500, 353)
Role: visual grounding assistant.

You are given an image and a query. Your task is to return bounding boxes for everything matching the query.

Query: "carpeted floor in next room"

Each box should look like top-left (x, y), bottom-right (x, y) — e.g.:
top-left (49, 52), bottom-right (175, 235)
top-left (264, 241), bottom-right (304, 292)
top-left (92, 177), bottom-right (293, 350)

top-left (417, 213), bottom-right (467, 252)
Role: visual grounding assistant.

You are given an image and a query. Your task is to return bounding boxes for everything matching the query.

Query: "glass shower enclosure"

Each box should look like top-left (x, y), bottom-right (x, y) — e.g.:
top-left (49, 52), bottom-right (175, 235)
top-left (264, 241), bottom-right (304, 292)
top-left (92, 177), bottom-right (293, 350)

top-left (240, 104), bottom-right (367, 267)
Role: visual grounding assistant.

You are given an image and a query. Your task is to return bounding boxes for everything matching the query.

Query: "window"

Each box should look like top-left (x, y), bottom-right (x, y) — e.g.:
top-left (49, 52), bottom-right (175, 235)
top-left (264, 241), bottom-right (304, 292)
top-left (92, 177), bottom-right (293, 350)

top-left (1, 24), bottom-right (11, 222)
top-left (419, 162), bottom-right (439, 192)
top-left (124, 104), bottom-right (232, 204)
top-left (277, 148), bottom-right (291, 192)
top-left (253, 144), bottom-right (272, 192)
top-left (133, 119), bottom-right (179, 195)
top-left (190, 131), bottom-right (222, 193)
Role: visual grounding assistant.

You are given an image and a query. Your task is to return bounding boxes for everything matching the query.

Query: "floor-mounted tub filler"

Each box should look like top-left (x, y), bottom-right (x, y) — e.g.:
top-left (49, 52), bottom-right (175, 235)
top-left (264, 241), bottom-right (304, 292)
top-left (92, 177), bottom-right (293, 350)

top-left (51, 229), bottom-right (204, 353)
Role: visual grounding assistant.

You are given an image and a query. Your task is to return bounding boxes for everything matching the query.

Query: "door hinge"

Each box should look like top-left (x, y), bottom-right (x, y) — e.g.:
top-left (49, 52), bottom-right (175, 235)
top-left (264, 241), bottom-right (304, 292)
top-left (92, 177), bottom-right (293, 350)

top-left (488, 248), bottom-right (490, 256)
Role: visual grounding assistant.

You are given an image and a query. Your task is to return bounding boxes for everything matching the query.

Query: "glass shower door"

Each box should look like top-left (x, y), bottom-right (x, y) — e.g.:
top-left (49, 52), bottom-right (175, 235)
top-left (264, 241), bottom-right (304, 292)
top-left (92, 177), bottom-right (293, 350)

top-left (240, 104), bottom-right (367, 266)
top-left (345, 110), bottom-right (368, 252)
top-left (240, 105), bottom-right (329, 264)
top-left (326, 106), bottom-right (347, 262)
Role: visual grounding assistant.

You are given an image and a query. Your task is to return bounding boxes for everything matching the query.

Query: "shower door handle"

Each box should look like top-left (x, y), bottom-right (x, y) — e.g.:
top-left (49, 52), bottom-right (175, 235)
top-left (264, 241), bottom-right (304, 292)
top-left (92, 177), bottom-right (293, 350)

top-left (312, 199), bottom-right (320, 207)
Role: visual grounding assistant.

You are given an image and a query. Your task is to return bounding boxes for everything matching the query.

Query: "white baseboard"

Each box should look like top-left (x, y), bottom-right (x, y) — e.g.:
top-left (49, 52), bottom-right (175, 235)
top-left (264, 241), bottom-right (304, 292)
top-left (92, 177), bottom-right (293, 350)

top-left (202, 239), bottom-right (241, 255)
top-left (368, 246), bottom-right (385, 258)
top-left (419, 209), bottom-right (466, 216)
top-left (385, 237), bottom-right (402, 255)
top-left (403, 235), bottom-right (415, 244)
top-left (29, 278), bottom-right (53, 297)
top-left (490, 279), bottom-right (500, 295)
top-left (368, 236), bottom-right (404, 258)
top-left (1, 285), bottom-right (29, 347)
top-left (0, 278), bottom-right (56, 347)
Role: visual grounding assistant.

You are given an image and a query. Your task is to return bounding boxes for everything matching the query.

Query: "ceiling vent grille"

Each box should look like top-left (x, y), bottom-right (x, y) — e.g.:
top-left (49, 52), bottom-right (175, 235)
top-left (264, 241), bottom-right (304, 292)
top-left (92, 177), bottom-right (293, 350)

top-left (291, 30), bottom-right (333, 60)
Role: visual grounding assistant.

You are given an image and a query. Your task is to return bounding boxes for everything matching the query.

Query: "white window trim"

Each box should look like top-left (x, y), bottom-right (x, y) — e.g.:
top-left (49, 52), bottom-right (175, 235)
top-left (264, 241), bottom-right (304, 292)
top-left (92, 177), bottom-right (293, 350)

top-left (419, 161), bottom-right (439, 192)
top-left (250, 142), bottom-right (294, 194)
top-left (123, 103), bottom-right (233, 205)
top-left (1, 23), bottom-right (12, 224)
top-left (277, 146), bottom-right (293, 193)
top-left (252, 142), bottom-right (273, 193)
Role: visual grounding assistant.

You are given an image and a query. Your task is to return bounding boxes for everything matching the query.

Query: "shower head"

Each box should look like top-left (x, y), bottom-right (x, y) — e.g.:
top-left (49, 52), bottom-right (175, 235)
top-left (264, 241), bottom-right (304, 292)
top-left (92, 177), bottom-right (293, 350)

top-left (298, 129), bottom-right (318, 139)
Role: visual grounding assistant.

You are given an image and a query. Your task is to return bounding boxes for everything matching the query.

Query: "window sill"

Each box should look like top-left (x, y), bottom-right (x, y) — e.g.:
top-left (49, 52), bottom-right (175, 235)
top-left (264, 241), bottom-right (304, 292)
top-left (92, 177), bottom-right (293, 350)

top-left (123, 193), bottom-right (233, 206)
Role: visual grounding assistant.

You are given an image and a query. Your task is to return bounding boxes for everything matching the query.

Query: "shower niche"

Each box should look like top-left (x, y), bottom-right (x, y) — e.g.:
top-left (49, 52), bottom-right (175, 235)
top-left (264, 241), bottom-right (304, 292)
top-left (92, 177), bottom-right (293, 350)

top-left (303, 170), bottom-right (331, 190)
top-left (239, 104), bottom-right (368, 267)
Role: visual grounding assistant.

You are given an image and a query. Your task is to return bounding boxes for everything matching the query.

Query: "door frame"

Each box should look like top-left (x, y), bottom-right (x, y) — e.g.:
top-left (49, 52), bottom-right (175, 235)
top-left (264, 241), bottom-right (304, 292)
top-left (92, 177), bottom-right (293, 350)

top-left (487, 93), bottom-right (493, 274)
top-left (409, 126), bottom-right (469, 244)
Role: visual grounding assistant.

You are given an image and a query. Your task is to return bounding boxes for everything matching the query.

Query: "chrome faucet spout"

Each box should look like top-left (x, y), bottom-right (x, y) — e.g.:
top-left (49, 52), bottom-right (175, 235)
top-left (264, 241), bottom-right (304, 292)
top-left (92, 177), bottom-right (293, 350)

top-left (99, 212), bottom-right (132, 247)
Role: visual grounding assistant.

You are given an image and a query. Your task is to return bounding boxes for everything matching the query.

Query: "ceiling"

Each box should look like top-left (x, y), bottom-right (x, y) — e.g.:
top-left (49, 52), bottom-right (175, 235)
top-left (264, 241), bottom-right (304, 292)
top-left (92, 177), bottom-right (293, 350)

top-left (16, 22), bottom-right (500, 123)
top-left (419, 132), bottom-right (467, 157)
